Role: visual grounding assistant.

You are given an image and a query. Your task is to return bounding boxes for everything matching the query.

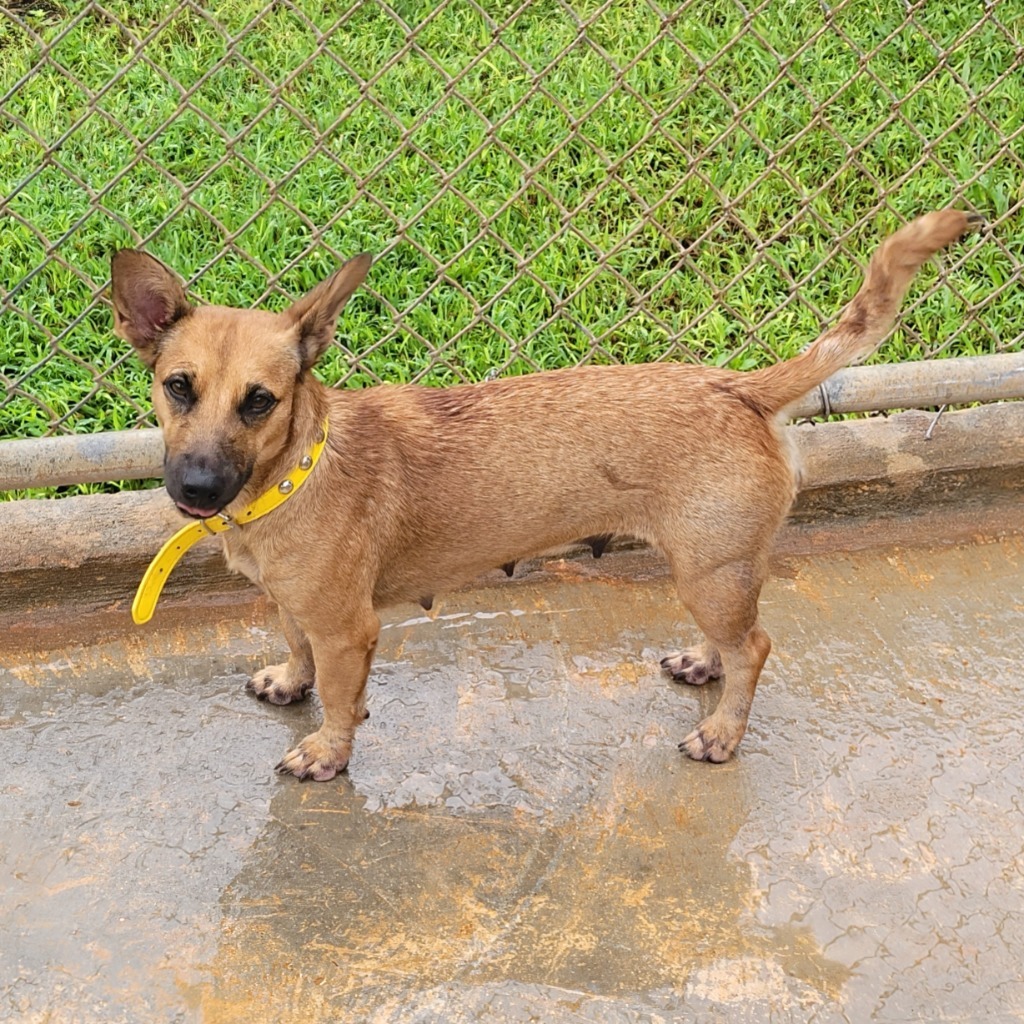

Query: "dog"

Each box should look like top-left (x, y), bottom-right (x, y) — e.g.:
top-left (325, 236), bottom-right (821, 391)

top-left (111, 209), bottom-right (979, 780)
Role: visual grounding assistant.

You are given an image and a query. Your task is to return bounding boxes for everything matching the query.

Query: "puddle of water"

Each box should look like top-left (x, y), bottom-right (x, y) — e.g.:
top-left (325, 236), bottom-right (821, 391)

top-left (2, 537), bottom-right (1023, 1022)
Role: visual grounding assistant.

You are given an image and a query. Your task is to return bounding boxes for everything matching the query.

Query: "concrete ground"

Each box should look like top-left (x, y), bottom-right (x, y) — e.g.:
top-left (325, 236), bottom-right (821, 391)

top-left (2, 536), bottom-right (1023, 1023)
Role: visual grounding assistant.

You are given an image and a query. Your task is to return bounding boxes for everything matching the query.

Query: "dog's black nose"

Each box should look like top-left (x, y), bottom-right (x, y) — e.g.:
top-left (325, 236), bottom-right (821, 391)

top-left (165, 450), bottom-right (249, 517)
top-left (180, 465), bottom-right (225, 510)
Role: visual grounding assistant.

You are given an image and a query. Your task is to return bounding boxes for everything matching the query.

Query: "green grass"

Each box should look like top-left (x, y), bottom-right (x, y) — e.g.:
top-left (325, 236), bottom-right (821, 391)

top-left (2, 0), bottom-right (1023, 496)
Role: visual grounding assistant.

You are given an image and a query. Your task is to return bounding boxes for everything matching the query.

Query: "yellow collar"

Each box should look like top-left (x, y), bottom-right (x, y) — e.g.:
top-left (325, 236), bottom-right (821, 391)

top-left (132, 417), bottom-right (330, 625)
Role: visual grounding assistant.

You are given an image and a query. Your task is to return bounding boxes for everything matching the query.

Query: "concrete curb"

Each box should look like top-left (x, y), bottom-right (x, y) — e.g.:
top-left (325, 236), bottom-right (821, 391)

top-left (2, 403), bottom-right (1021, 627)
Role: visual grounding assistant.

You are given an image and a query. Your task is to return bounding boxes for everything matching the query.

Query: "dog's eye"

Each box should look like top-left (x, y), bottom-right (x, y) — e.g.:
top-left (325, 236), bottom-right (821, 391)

top-left (163, 376), bottom-right (193, 403)
top-left (242, 388), bottom-right (277, 417)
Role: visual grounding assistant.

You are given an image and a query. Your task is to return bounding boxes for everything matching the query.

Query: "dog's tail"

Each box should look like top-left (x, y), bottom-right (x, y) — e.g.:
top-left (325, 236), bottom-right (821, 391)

top-left (731, 209), bottom-right (983, 416)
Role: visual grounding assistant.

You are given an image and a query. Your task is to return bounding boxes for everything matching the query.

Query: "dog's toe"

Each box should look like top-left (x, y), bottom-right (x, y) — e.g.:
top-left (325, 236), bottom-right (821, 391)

top-left (247, 664), bottom-right (313, 705)
top-left (661, 647), bottom-right (721, 686)
top-left (679, 664), bottom-right (710, 685)
top-left (679, 718), bottom-right (739, 763)
top-left (245, 675), bottom-right (268, 701)
top-left (276, 730), bottom-right (351, 781)
top-left (660, 652), bottom-right (691, 674)
top-left (275, 756), bottom-right (343, 782)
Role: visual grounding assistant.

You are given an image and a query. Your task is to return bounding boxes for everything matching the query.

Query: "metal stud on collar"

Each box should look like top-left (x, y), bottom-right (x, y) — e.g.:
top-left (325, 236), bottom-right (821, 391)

top-left (299, 454), bottom-right (313, 470)
top-left (278, 479), bottom-right (294, 494)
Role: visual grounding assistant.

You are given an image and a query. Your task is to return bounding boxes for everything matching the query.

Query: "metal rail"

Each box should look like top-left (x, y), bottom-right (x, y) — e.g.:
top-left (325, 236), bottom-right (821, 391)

top-left (2, 353), bottom-right (1022, 491)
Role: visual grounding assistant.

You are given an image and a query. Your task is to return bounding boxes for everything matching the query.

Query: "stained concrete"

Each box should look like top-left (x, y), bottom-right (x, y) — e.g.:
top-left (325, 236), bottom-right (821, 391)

top-left (2, 537), bottom-right (1024, 1023)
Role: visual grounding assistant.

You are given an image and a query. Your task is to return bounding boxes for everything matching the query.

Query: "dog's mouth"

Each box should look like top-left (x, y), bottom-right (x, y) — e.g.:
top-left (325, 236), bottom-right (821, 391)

top-left (174, 501), bottom-right (223, 520)
top-left (164, 454), bottom-right (253, 522)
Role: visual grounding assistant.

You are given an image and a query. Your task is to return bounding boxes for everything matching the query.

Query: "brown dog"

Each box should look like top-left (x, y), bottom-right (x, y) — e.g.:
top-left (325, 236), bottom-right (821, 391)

top-left (111, 209), bottom-right (978, 780)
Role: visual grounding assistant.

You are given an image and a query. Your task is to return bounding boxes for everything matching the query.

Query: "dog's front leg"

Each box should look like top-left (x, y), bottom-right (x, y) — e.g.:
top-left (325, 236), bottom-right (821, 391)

top-left (275, 608), bottom-right (380, 781)
top-left (247, 607), bottom-right (316, 705)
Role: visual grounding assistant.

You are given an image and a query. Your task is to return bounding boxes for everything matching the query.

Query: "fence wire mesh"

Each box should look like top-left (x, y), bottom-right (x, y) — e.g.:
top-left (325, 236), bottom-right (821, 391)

top-left (2, 0), bottom-right (1022, 441)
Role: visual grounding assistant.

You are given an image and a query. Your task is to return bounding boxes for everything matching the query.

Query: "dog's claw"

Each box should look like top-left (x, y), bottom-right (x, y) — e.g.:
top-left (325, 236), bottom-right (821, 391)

top-left (274, 758), bottom-right (345, 782)
top-left (274, 759), bottom-right (344, 782)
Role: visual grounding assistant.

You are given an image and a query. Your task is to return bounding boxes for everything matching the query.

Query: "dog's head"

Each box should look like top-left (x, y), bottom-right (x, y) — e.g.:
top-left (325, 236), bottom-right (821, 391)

top-left (110, 250), bottom-right (371, 518)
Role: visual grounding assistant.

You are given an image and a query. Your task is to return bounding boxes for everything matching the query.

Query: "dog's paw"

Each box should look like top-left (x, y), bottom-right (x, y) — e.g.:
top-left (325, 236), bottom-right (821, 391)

top-left (678, 716), bottom-right (741, 763)
top-left (661, 646), bottom-right (723, 686)
top-left (275, 730), bottom-right (351, 782)
top-left (246, 663), bottom-right (314, 705)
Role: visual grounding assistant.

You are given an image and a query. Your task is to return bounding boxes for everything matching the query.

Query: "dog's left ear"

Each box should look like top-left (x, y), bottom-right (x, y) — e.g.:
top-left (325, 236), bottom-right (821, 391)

top-left (285, 253), bottom-right (372, 371)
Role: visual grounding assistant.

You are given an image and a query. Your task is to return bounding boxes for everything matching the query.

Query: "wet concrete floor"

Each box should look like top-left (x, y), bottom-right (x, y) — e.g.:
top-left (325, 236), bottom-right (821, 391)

top-left (2, 537), bottom-right (1024, 1023)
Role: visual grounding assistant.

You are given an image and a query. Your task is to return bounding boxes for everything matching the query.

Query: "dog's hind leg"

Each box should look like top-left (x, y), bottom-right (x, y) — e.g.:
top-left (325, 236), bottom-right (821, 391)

top-left (246, 607), bottom-right (316, 705)
top-left (670, 560), bottom-right (772, 763)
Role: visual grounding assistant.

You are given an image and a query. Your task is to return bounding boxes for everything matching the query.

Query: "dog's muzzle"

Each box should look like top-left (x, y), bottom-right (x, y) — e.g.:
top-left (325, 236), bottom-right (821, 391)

top-left (165, 451), bottom-right (249, 519)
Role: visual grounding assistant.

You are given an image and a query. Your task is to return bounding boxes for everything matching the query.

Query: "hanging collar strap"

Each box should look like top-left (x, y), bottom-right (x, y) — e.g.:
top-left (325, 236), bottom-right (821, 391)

top-left (131, 417), bottom-right (329, 625)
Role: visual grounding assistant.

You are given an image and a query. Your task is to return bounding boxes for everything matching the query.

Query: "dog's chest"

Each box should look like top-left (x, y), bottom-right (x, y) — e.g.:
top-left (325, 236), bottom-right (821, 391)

top-left (221, 534), bottom-right (262, 585)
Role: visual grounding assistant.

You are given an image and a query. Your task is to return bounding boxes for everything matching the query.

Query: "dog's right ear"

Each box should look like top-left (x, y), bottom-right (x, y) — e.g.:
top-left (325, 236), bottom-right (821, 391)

top-left (110, 250), bottom-right (192, 368)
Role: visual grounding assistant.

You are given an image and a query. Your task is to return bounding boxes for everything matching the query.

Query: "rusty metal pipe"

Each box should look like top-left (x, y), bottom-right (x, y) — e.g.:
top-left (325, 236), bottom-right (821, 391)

top-left (786, 351), bottom-right (1024, 418)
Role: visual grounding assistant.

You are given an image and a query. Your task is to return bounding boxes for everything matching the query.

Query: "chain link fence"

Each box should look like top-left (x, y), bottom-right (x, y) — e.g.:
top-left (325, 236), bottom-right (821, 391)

top-left (2, 0), bottom-right (1022, 444)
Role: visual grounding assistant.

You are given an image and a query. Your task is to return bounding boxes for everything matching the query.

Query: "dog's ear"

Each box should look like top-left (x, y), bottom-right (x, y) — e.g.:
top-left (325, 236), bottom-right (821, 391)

top-left (110, 250), bottom-right (192, 368)
top-left (285, 253), bottom-right (372, 371)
